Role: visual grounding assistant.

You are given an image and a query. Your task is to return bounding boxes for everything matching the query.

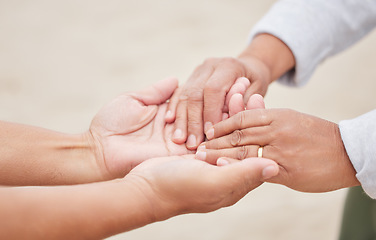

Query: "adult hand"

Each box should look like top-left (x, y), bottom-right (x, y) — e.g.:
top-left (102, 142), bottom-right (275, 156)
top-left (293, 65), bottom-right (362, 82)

top-left (88, 77), bottom-right (191, 179)
top-left (125, 154), bottom-right (279, 221)
top-left (197, 107), bottom-right (360, 193)
top-left (166, 33), bottom-right (296, 151)
top-left (166, 56), bottom-right (271, 150)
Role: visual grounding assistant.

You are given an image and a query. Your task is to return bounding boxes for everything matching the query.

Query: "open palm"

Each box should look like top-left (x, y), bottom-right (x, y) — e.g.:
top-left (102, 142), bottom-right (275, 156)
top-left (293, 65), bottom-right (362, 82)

top-left (89, 78), bottom-right (191, 179)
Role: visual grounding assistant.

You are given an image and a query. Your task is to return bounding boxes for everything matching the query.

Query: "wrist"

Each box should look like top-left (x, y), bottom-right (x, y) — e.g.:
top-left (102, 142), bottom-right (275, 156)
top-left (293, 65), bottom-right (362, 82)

top-left (81, 131), bottom-right (113, 182)
top-left (239, 33), bottom-right (295, 83)
top-left (238, 55), bottom-right (272, 86)
top-left (49, 132), bottom-right (110, 184)
top-left (122, 172), bottom-right (183, 223)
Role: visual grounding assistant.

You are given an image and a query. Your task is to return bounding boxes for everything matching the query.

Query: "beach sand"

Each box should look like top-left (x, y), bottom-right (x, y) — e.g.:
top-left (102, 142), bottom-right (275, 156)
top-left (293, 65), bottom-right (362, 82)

top-left (1, 1), bottom-right (375, 239)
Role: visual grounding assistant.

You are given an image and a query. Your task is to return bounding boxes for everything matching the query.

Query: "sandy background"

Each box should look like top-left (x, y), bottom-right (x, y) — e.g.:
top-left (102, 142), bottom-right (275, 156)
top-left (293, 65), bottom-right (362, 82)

top-left (1, 1), bottom-right (375, 239)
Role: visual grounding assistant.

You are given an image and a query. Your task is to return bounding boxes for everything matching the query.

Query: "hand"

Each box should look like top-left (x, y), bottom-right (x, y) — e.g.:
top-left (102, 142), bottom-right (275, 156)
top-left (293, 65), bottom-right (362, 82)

top-left (125, 154), bottom-right (279, 221)
top-left (166, 56), bottom-right (271, 150)
top-left (198, 106), bottom-right (360, 193)
top-left (88, 77), bottom-right (191, 179)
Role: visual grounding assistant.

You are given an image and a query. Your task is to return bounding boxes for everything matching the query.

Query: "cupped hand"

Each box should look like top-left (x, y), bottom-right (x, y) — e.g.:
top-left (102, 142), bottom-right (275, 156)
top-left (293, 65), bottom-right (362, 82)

top-left (166, 56), bottom-right (271, 150)
top-left (198, 106), bottom-right (360, 193)
top-left (88, 77), bottom-right (191, 179)
top-left (125, 154), bottom-right (278, 221)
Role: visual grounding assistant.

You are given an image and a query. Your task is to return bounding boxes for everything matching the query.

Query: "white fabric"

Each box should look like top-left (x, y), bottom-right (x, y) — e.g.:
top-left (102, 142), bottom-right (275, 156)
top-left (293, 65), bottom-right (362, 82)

top-left (249, 0), bottom-right (376, 87)
top-left (249, 0), bottom-right (376, 197)
top-left (340, 110), bottom-right (376, 198)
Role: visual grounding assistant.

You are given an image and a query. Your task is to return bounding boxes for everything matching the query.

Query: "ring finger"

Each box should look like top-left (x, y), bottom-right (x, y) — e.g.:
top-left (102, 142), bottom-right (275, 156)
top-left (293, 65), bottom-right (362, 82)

top-left (196, 145), bottom-right (267, 165)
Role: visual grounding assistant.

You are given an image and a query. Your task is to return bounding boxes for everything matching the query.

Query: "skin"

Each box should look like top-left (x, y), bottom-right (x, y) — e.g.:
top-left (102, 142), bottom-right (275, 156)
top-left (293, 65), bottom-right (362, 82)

top-left (166, 33), bottom-right (295, 150)
top-left (0, 154), bottom-right (279, 239)
top-left (197, 96), bottom-right (360, 193)
top-left (0, 77), bottom-right (190, 186)
top-left (0, 78), bottom-right (280, 238)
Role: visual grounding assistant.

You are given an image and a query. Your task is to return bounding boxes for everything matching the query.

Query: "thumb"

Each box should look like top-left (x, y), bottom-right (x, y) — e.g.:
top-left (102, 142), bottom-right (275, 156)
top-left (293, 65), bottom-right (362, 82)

top-left (218, 157), bottom-right (279, 191)
top-left (133, 77), bottom-right (179, 105)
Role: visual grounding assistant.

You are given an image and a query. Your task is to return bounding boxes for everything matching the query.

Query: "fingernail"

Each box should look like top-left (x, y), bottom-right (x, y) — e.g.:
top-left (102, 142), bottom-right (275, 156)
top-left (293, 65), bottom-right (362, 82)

top-left (204, 122), bottom-right (213, 133)
top-left (165, 110), bottom-right (173, 120)
top-left (173, 129), bottom-right (183, 140)
top-left (195, 151), bottom-right (206, 161)
top-left (217, 158), bottom-right (229, 166)
top-left (262, 165), bottom-right (278, 180)
top-left (197, 143), bottom-right (206, 151)
top-left (206, 128), bottom-right (214, 140)
top-left (186, 134), bottom-right (197, 148)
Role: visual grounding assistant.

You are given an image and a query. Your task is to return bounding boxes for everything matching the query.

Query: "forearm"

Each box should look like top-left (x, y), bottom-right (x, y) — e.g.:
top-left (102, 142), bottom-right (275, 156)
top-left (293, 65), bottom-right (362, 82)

top-left (238, 33), bottom-right (295, 83)
top-left (0, 179), bottom-right (156, 239)
top-left (0, 121), bottom-right (107, 185)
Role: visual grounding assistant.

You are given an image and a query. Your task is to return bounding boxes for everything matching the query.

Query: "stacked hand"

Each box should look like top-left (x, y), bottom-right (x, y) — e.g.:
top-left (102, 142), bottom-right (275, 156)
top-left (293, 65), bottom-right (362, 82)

top-left (165, 56), bottom-right (271, 150)
top-left (87, 78), bottom-right (280, 219)
top-left (196, 95), bottom-right (360, 193)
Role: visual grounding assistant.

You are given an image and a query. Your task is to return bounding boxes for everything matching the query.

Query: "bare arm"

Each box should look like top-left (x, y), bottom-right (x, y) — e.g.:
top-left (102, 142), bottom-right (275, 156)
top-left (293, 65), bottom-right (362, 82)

top-left (0, 77), bottom-right (190, 186)
top-left (0, 121), bottom-right (103, 185)
top-left (0, 179), bottom-right (154, 239)
top-left (0, 155), bottom-right (278, 239)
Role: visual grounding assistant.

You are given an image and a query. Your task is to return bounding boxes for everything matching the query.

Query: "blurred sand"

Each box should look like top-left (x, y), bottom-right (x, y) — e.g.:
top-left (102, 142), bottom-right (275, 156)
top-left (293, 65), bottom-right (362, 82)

top-left (0, 1), bottom-right (375, 239)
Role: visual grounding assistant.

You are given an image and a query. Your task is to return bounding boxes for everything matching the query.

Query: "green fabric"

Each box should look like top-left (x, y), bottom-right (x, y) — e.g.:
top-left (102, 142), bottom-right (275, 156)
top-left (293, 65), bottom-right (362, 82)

top-left (339, 186), bottom-right (376, 240)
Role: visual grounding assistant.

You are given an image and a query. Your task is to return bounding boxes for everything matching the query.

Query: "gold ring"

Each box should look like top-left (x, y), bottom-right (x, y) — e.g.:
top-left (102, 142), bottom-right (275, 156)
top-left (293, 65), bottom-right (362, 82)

top-left (257, 146), bottom-right (263, 158)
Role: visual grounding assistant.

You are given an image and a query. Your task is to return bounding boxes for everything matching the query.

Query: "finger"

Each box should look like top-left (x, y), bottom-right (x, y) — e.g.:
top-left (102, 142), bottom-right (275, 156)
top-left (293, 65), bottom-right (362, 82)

top-left (184, 65), bottom-right (216, 149)
top-left (224, 77), bottom-right (250, 112)
top-left (216, 157), bottom-right (240, 166)
top-left (205, 109), bottom-right (272, 140)
top-left (172, 94), bottom-right (188, 144)
top-left (246, 94), bottom-right (265, 110)
top-left (204, 127), bottom-right (270, 150)
top-left (186, 88), bottom-right (205, 149)
top-left (203, 69), bottom-right (241, 132)
top-left (171, 59), bottom-right (214, 145)
top-left (134, 77), bottom-right (179, 105)
top-left (165, 87), bottom-right (183, 123)
top-left (196, 145), bottom-right (260, 165)
top-left (229, 93), bottom-right (245, 117)
top-left (243, 81), bottom-right (267, 105)
top-left (215, 157), bottom-right (279, 195)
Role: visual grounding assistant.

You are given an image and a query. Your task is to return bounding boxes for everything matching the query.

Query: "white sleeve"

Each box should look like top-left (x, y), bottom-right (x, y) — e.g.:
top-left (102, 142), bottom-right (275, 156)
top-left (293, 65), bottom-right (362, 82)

top-left (339, 110), bottom-right (376, 199)
top-left (249, 0), bottom-right (376, 86)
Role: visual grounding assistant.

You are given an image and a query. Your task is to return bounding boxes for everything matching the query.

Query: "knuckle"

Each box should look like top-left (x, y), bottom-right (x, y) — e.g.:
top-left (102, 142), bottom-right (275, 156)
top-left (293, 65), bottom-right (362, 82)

top-left (187, 117), bottom-right (202, 128)
top-left (187, 89), bottom-right (204, 104)
top-left (204, 82), bottom-right (224, 93)
top-left (237, 146), bottom-right (249, 160)
top-left (178, 92), bottom-right (189, 102)
top-left (230, 130), bottom-right (243, 147)
top-left (236, 111), bottom-right (247, 128)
